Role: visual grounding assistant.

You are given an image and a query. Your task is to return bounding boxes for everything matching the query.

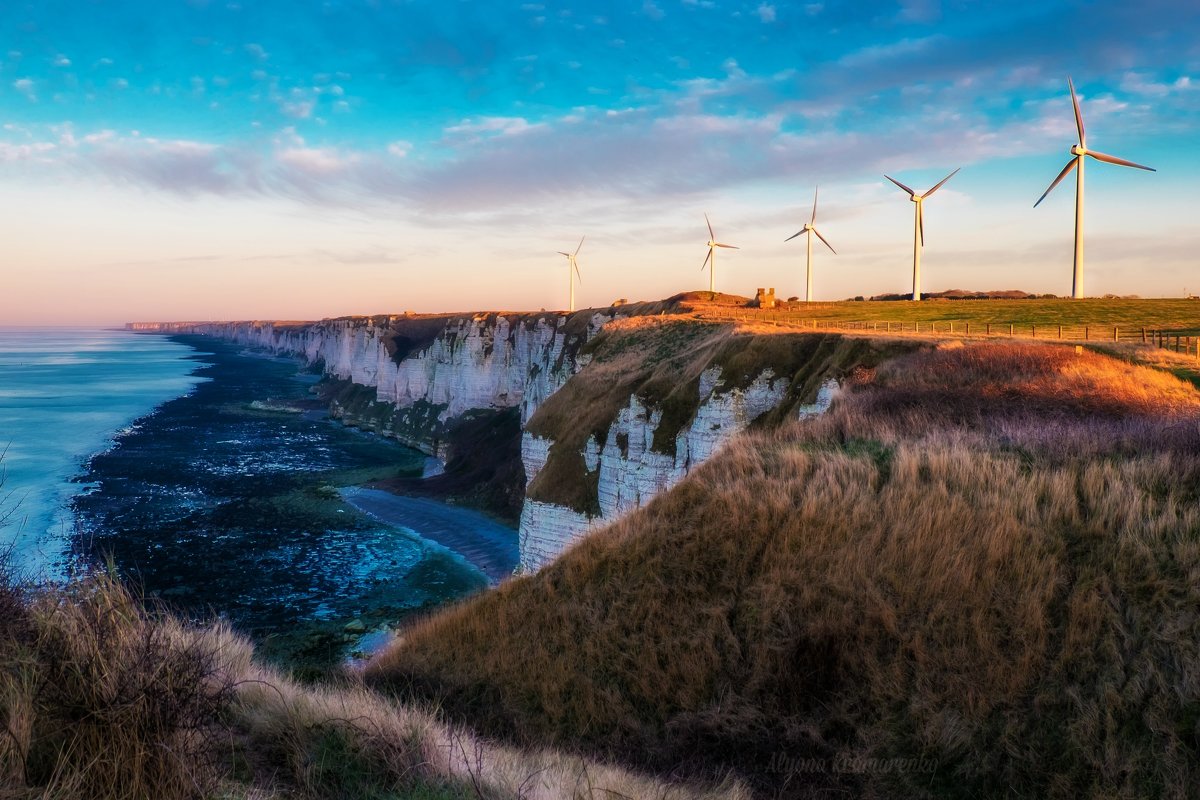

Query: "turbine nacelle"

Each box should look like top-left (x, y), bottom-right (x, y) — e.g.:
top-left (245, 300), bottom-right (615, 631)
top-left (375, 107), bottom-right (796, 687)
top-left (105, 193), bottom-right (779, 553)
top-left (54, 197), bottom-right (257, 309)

top-left (1070, 144), bottom-right (1087, 157)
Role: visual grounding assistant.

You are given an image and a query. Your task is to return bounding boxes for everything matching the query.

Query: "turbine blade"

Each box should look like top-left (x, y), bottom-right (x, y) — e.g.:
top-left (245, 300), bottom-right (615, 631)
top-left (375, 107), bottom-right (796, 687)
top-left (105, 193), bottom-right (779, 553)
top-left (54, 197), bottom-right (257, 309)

top-left (784, 230), bottom-right (805, 242)
top-left (923, 167), bottom-right (960, 198)
top-left (1034, 158), bottom-right (1079, 207)
top-left (1086, 150), bottom-right (1156, 171)
top-left (574, 236), bottom-right (585, 256)
top-left (885, 175), bottom-right (915, 196)
top-left (812, 227), bottom-right (837, 255)
top-left (705, 212), bottom-right (715, 240)
top-left (557, 251), bottom-right (570, 257)
top-left (918, 203), bottom-right (924, 247)
top-left (1068, 76), bottom-right (1085, 147)
top-left (716, 243), bottom-right (739, 249)
top-left (811, 185), bottom-right (819, 225)
top-left (575, 263), bottom-right (582, 282)
top-left (701, 248), bottom-right (712, 271)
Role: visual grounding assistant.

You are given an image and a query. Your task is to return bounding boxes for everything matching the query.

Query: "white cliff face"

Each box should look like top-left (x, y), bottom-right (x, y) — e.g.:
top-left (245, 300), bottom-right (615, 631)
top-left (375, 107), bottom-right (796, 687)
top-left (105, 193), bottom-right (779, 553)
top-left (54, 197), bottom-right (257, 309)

top-left (517, 370), bottom-right (840, 572)
top-left (134, 315), bottom-right (599, 440)
top-left (518, 501), bottom-right (598, 573)
top-left (131, 318), bottom-right (842, 576)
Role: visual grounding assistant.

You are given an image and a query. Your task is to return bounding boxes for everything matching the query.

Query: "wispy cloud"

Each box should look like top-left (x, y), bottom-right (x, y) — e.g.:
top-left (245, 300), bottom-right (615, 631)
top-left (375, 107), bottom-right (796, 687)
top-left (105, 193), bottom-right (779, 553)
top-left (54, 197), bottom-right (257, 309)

top-left (13, 78), bottom-right (36, 101)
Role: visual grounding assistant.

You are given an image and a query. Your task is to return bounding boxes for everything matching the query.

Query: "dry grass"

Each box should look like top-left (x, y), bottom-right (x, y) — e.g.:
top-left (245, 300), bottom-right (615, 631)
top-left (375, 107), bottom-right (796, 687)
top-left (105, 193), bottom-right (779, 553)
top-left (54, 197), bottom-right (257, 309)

top-left (0, 565), bottom-right (747, 799)
top-left (525, 318), bottom-right (918, 513)
top-left (368, 340), bottom-right (1200, 799)
top-left (0, 568), bottom-right (235, 799)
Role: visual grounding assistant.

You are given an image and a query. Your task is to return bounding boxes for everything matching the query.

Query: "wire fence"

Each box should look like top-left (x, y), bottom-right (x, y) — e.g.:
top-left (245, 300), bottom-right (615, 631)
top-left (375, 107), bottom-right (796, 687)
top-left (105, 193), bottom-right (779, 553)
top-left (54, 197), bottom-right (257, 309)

top-left (704, 310), bottom-right (1200, 358)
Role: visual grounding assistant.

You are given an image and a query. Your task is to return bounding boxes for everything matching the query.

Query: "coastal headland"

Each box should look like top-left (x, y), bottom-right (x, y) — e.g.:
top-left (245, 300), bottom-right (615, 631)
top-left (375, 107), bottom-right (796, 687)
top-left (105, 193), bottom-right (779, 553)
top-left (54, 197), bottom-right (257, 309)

top-left (4, 294), bottom-right (1199, 799)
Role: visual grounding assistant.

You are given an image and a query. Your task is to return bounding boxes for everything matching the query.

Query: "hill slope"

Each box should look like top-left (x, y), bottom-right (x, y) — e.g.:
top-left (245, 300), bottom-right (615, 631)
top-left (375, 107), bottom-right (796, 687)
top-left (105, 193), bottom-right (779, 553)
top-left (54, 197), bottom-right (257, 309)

top-left (368, 341), bottom-right (1200, 799)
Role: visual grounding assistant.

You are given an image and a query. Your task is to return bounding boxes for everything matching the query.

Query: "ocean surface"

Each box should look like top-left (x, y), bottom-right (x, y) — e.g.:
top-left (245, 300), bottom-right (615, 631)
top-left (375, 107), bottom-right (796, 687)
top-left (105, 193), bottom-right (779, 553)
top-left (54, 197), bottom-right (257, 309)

top-left (0, 328), bottom-right (203, 577)
top-left (1, 329), bottom-right (507, 667)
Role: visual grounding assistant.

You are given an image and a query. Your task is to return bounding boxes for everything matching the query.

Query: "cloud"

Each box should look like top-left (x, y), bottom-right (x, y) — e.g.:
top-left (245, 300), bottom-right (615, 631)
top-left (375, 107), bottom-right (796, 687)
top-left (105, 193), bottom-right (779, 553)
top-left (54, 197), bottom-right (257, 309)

top-left (755, 3), bottom-right (776, 23)
top-left (1120, 71), bottom-right (1195, 97)
top-left (280, 99), bottom-right (315, 119)
top-left (443, 116), bottom-right (544, 139)
top-left (277, 146), bottom-right (354, 175)
top-left (0, 141), bottom-right (56, 162)
top-left (13, 78), bottom-right (35, 101)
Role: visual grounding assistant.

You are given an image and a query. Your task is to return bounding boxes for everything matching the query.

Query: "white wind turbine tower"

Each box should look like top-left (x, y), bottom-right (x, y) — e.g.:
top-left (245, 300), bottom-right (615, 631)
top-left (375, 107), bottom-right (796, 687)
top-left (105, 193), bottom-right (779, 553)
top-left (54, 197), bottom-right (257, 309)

top-left (884, 168), bottom-right (960, 301)
top-left (785, 186), bottom-right (837, 303)
top-left (557, 237), bottom-right (584, 312)
top-left (701, 213), bottom-right (738, 294)
top-left (1034, 77), bottom-right (1156, 299)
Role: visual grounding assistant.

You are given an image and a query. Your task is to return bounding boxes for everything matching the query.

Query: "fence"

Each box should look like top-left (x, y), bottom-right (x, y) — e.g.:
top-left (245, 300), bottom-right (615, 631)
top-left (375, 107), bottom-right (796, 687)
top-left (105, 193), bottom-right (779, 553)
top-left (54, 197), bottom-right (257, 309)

top-left (706, 310), bottom-right (1200, 357)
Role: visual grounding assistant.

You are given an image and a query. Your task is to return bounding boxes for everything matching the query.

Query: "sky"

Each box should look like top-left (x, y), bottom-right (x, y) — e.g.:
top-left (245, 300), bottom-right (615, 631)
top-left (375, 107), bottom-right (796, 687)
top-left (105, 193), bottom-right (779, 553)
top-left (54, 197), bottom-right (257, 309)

top-left (1, 0), bottom-right (1198, 324)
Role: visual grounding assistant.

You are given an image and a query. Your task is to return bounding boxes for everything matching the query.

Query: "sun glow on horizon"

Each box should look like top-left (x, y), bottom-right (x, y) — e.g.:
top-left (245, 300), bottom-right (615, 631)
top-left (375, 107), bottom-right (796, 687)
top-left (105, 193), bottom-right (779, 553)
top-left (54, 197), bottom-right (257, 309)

top-left (1, 1), bottom-right (1197, 324)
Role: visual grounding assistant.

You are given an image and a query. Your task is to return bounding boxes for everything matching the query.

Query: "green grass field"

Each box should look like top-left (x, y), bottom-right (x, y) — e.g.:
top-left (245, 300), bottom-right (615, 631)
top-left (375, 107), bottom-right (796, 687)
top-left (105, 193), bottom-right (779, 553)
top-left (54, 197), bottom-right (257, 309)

top-left (703, 298), bottom-right (1200, 329)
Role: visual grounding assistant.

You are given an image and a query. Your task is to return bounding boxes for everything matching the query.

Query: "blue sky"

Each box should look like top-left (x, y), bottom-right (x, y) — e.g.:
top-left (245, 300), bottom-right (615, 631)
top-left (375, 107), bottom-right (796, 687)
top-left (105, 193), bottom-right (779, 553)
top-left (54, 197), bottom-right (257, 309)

top-left (2, 0), bottom-right (1198, 322)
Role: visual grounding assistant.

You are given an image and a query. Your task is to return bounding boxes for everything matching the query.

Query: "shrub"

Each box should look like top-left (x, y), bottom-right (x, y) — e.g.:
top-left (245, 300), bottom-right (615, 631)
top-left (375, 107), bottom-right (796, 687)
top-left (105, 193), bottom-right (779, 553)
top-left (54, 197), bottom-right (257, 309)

top-left (0, 569), bottom-right (235, 799)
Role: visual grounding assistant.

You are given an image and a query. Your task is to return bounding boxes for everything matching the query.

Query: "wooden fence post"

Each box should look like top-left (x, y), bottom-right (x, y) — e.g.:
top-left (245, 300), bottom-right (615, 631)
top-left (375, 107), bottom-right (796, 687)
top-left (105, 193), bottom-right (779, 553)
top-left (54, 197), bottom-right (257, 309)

top-left (1085, 326), bottom-right (1089, 341)
top-left (1009, 324), bottom-right (1014, 336)
top-left (1058, 324), bottom-right (1063, 339)
top-left (1141, 327), bottom-right (1147, 344)
top-left (1113, 326), bottom-right (1118, 342)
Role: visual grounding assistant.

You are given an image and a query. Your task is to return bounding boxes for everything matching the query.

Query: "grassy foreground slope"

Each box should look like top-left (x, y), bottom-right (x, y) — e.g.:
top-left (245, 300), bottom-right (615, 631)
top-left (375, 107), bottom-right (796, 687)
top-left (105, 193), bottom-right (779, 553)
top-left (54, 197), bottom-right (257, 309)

top-left (0, 570), bottom-right (749, 799)
top-left (369, 340), bottom-right (1200, 799)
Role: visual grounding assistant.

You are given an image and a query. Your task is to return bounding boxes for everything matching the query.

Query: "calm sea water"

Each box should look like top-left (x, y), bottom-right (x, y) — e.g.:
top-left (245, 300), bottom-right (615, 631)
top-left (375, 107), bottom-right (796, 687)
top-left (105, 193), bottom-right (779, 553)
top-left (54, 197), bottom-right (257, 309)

top-left (0, 328), bottom-right (203, 577)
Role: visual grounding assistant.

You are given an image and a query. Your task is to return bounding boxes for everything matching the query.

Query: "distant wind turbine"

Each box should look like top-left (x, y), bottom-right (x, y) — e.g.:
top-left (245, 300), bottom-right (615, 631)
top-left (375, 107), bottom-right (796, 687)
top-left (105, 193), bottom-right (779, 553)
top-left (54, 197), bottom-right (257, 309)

top-left (785, 186), bottom-right (837, 303)
top-left (557, 236), bottom-right (584, 312)
top-left (1034, 77), bottom-right (1155, 299)
top-left (884, 168), bottom-right (960, 302)
top-left (701, 213), bottom-right (738, 294)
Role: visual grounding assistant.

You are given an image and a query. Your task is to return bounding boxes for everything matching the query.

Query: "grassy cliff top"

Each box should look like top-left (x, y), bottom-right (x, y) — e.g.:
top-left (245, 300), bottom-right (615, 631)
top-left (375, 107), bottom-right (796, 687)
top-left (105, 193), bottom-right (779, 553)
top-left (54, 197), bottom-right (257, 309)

top-left (369, 340), bottom-right (1200, 798)
top-left (687, 295), bottom-right (1200, 327)
top-left (132, 294), bottom-right (1200, 334)
top-left (523, 317), bottom-right (921, 514)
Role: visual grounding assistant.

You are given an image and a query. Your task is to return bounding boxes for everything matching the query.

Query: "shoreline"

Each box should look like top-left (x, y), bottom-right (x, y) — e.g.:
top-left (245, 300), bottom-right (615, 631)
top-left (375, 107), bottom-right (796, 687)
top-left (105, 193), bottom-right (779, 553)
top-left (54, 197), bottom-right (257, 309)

top-left (161, 332), bottom-right (520, 582)
top-left (0, 329), bottom-right (208, 580)
top-left (338, 487), bottom-right (517, 584)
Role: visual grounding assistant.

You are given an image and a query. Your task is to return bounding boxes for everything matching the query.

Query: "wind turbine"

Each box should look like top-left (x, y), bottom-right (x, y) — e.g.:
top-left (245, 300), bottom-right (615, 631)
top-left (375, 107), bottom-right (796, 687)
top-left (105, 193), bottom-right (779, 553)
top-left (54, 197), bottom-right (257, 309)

top-left (1034, 77), bottom-right (1155, 299)
top-left (884, 168), bottom-right (959, 301)
top-left (557, 236), bottom-right (584, 312)
top-left (785, 186), bottom-right (837, 303)
top-left (701, 213), bottom-right (738, 294)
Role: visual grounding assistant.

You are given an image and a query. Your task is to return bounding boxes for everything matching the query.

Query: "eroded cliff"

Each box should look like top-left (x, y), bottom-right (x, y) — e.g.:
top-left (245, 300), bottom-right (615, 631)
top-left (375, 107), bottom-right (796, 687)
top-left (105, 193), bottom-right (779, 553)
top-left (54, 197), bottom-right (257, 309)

top-left (130, 309), bottom-right (915, 571)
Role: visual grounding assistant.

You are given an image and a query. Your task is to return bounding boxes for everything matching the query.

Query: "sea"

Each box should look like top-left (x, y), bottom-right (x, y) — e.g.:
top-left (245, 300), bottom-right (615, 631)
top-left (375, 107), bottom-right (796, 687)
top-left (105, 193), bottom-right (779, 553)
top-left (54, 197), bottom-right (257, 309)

top-left (0, 328), bottom-right (504, 668)
top-left (0, 328), bottom-right (202, 577)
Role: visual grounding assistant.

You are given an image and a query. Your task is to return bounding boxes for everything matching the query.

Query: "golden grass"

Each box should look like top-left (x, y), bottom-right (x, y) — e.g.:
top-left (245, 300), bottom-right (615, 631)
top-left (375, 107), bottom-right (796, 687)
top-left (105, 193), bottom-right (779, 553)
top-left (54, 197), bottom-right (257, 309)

top-left (368, 341), bottom-right (1200, 799)
top-left (0, 568), bottom-right (747, 799)
top-left (526, 318), bottom-right (920, 513)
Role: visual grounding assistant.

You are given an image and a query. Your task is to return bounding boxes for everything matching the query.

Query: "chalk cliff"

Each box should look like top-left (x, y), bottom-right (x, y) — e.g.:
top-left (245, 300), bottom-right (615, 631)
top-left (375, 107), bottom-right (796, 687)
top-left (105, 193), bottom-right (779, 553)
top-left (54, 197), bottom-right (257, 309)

top-left (130, 312), bottom-right (901, 572)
